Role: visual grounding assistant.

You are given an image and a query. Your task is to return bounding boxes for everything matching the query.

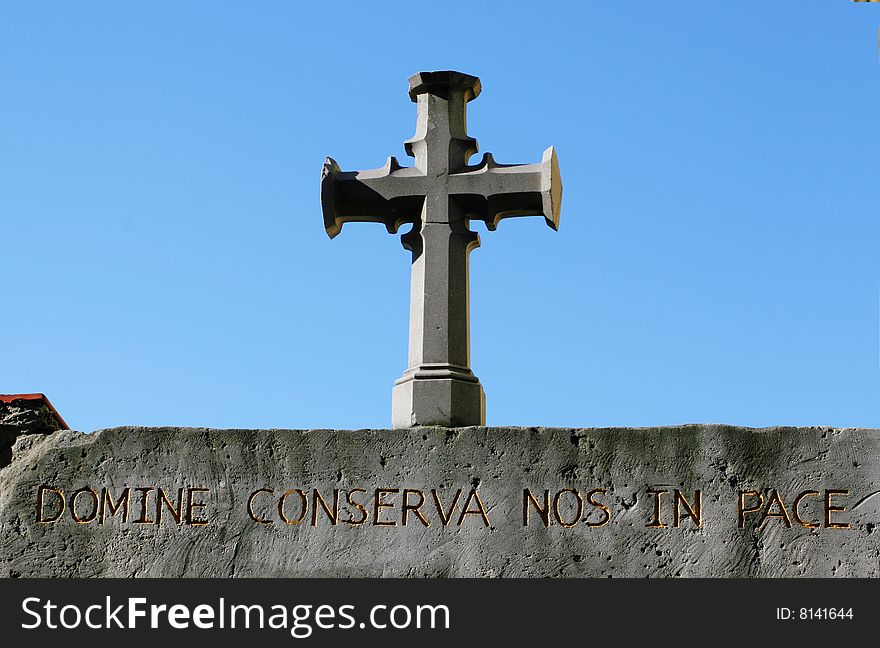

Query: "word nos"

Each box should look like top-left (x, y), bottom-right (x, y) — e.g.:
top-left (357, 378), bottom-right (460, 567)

top-left (36, 485), bottom-right (210, 526)
top-left (247, 487), bottom-right (491, 527)
top-left (523, 488), bottom-right (613, 527)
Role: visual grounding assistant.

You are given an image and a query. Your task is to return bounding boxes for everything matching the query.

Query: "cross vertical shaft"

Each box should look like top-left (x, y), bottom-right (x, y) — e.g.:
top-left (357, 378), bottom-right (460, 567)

top-left (390, 73), bottom-right (486, 427)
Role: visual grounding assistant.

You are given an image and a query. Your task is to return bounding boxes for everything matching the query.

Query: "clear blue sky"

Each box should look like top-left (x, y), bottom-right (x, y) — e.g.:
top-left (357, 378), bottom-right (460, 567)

top-left (2, 2), bottom-right (878, 431)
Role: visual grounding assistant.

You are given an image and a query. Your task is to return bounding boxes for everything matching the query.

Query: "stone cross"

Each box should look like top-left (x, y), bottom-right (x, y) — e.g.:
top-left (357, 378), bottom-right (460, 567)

top-left (321, 71), bottom-right (562, 428)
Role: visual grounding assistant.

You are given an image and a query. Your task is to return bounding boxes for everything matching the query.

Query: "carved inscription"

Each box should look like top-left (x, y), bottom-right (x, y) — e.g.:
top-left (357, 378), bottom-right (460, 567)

top-left (522, 488), bottom-right (611, 528)
top-left (246, 488), bottom-right (491, 527)
top-left (32, 483), bottom-right (856, 532)
top-left (737, 489), bottom-right (851, 529)
top-left (36, 486), bottom-right (210, 526)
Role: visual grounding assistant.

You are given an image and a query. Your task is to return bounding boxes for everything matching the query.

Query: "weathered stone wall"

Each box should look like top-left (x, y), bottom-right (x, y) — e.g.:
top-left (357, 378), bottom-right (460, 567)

top-left (0, 397), bottom-right (64, 472)
top-left (1, 425), bottom-right (877, 577)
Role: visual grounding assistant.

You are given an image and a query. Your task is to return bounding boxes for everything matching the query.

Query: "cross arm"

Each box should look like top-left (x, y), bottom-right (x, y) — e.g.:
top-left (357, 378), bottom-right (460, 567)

top-left (321, 157), bottom-right (426, 239)
top-left (448, 146), bottom-right (562, 231)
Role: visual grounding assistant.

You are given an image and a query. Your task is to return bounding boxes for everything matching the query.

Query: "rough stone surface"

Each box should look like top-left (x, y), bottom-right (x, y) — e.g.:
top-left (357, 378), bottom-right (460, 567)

top-left (1, 425), bottom-right (878, 577)
top-left (0, 397), bottom-right (65, 470)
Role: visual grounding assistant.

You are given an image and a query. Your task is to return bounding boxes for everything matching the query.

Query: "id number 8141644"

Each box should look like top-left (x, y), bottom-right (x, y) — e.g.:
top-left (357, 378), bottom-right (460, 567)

top-left (776, 608), bottom-right (854, 621)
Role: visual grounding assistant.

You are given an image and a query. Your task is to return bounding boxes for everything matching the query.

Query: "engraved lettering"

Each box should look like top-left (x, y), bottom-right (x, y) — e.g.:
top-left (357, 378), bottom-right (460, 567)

top-left (523, 489), bottom-right (550, 527)
top-left (758, 489), bottom-right (792, 529)
top-left (311, 489), bottom-right (339, 526)
top-left (792, 490), bottom-right (820, 529)
top-left (824, 489), bottom-right (850, 529)
top-left (36, 485), bottom-right (65, 524)
top-left (187, 487), bottom-right (210, 526)
top-left (553, 488), bottom-right (583, 528)
top-left (70, 487), bottom-right (99, 524)
top-left (431, 489), bottom-right (462, 527)
top-left (134, 487), bottom-right (155, 524)
top-left (279, 489), bottom-right (307, 525)
top-left (343, 488), bottom-right (368, 526)
top-left (100, 487), bottom-right (130, 524)
top-left (457, 489), bottom-right (491, 527)
top-left (673, 489), bottom-right (701, 528)
top-left (586, 488), bottom-right (611, 528)
top-left (402, 489), bottom-right (430, 527)
top-left (738, 489), bottom-right (763, 528)
top-left (247, 488), bottom-right (274, 525)
top-left (646, 488), bottom-right (668, 528)
top-left (156, 487), bottom-right (184, 525)
top-left (374, 488), bottom-right (399, 527)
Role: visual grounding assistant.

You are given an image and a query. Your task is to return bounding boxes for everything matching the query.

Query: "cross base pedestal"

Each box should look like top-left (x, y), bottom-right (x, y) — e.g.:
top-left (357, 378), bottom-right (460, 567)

top-left (391, 365), bottom-right (486, 428)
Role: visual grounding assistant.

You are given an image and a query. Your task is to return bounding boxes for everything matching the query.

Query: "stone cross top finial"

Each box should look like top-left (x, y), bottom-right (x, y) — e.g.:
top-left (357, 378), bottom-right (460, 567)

top-left (321, 71), bottom-right (562, 428)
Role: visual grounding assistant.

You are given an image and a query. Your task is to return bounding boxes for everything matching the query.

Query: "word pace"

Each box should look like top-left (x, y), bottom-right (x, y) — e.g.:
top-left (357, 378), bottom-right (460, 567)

top-left (738, 488), bottom-right (851, 529)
